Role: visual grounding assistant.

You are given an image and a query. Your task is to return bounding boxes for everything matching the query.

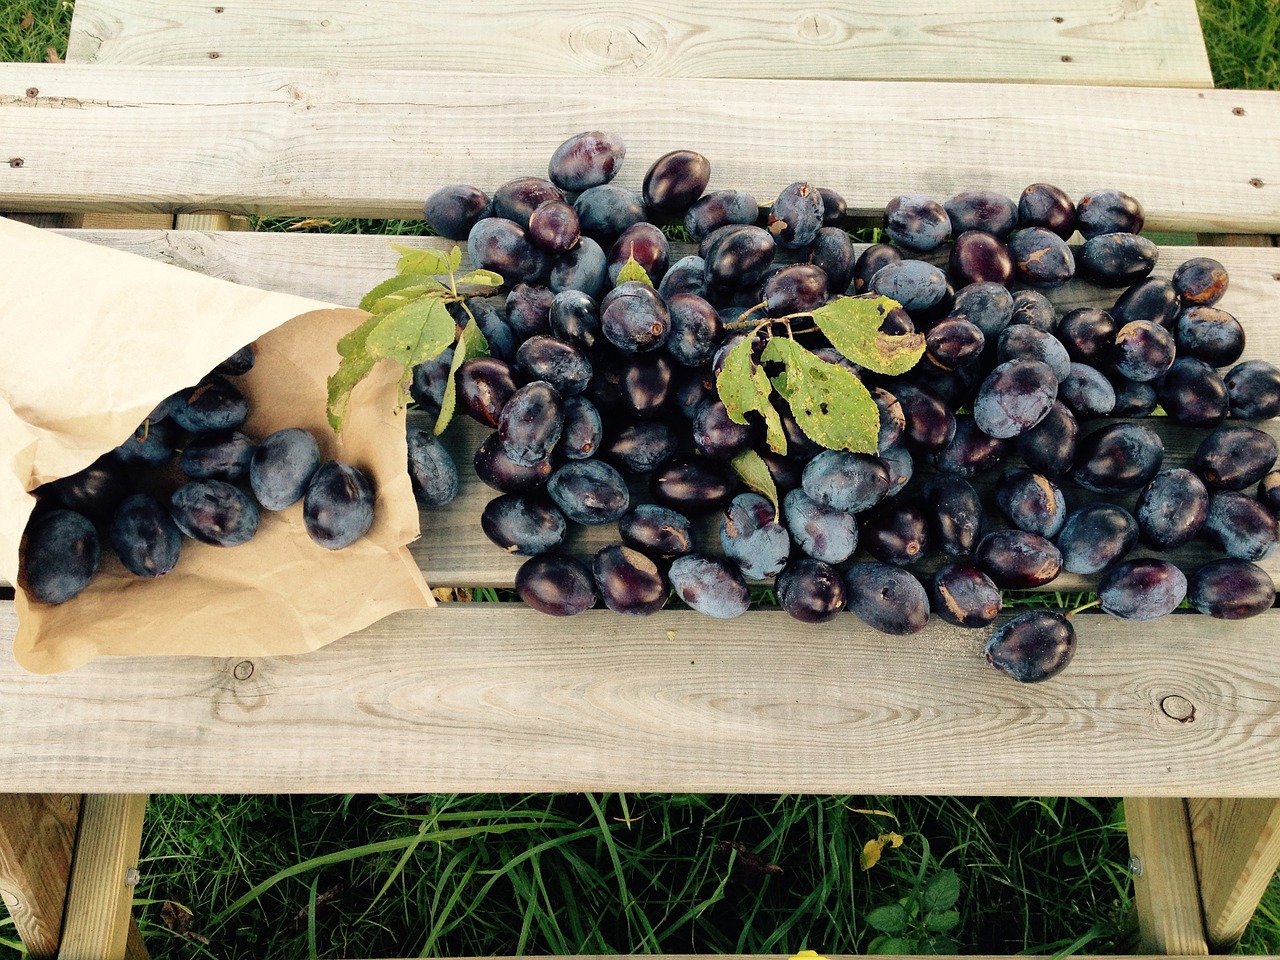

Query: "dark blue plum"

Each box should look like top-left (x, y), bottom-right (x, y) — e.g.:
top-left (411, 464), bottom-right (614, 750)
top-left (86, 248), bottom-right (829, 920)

top-left (775, 558), bottom-right (847, 623)
top-left (1098, 559), bottom-right (1186, 621)
top-left (407, 428), bottom-right (459, 507)
top-left (720, 492), bottom-right (790, 579)
top-left (783, 488), bottom-right (858, 564)
top-left (1056, 503), bottom-right (1137, 574)
top-left (170, 480), bottom-right (259, 547)
top-left (843, 563), bottom-right (929, 634)
top-left (110, 494), bottom-right (182, 578)
top-left (985, 612), bottom-right (1075, 683)
top-left (547, 459), bottom-right (630, 525)
top-left (250, 428), bottom-right (322, 511)
top-left (481, 494), bottom-right (567, 556)
top-left (668, 554), bottom-right (750, 619)
top-left (304, 461), bottom-right (375, 549)
top-left (23, 509), bottom-right (99, 604)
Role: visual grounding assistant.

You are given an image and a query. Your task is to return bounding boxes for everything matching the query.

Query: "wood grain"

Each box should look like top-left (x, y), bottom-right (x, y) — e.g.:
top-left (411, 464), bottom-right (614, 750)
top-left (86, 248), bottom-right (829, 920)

top-left (1125, 797), bottom-right (1209, 954)
top-left (1187, 797), bottom-right (1280, 949)
top-left (64, 0), bottom-right (1215, 88)
top-left (0, 794), bottom-right (81, 959)
top-left (2, 65), bottom-right (1277, 231)
top-left (58, 794), bottom-right (147, 960)
top-left (0, 601), bottom-right (1276, 796)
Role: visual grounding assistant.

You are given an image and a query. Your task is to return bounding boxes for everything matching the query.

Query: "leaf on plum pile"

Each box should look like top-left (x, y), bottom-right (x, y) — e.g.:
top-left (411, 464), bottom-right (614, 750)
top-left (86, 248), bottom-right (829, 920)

top-left (327, 312), bottom-right (385, 432)
top-left (364, 295), bottom-right (457, 370)
top-left (762, 337), bottom-right (880, 453)
top-left (715, 334), bottom-right (786, 455)
top-left (358, 273), bottom-right (446, 313)
top-left (811, 294), bottom-right (925, 376)
top-left (728, 448), bottom-right (780, 517)
top-left (614, 253), bottom-right (653, 287)
top-left (434, 316), bottom-right (490, 436)
top-left (456, 268), bottom-right (505, 290)
top-left (390, 242), bottom-right (456, 277)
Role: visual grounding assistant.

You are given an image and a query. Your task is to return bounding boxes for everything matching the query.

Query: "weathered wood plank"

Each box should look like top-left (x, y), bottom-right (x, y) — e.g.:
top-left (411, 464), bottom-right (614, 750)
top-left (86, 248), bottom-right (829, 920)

top-left (2, 65), bottom-right (1276, 232)
top-left (58, 794), bottom-right (147, 960)
top-left (65, 0), bottom-right (1214, 88)
top-left (0, 602), bottom-right (1276, 796)
top-left (1187, 797), bottom-right (1280, 950)
top-left (0, 794), bottom-right (81, 959)
top-left (1126, 797), bottom-right (1209, 954)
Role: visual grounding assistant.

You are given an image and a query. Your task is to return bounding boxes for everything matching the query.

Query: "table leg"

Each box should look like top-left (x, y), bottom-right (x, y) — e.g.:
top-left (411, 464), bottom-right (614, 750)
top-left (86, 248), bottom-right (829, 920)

top-left (59, 794), bottom-right (149, 960)
top-left (1188, 798), bottom-right (1280, 951)
top-left (1125, 796), bottom-right (1209, 954)
top-left (0, 793), bottom-right (81, 959)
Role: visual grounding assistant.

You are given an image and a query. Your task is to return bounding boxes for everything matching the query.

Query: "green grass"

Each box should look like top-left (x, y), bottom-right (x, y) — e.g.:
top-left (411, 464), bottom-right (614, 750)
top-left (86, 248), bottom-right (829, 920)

top-left (126, 794), bottom-right (1137, 958)
top-left (4, 1), bottom-right (1280, 957)
top-left (0, 0), bottom-right (72, 64)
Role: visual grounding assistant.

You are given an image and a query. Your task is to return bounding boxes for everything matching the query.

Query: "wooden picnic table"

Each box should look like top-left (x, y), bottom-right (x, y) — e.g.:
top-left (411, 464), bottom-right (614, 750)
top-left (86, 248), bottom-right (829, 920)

top-left (0, 1), bottom-right (1278, 957)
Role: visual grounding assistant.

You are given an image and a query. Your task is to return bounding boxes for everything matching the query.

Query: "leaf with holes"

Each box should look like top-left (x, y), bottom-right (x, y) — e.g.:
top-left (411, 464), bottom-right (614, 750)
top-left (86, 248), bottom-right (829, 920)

top-left (763, 337), bottom-right (879, 453)
top-left (715, 334), bottom-right (786, 455)
top-left (811, 295), bottom-right (925, 376)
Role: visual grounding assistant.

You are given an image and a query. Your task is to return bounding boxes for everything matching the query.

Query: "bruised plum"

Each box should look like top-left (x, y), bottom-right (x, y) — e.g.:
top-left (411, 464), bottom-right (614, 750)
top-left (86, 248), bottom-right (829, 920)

top-left (985, 612), bottom-right (1075, 683)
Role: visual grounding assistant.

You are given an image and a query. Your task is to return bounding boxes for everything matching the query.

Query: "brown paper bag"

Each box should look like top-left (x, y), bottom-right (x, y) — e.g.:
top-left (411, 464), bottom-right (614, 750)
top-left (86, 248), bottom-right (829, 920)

top-left (0, 218), bottom-right (433, 673)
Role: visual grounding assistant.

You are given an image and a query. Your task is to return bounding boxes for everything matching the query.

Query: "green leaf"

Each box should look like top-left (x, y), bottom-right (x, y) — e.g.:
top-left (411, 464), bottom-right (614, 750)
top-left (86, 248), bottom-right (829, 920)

top-left (327, 313), bottom-right (384, 433)
top-left (434, 316), bottom-right (490, 436)
top-left (728, 448), bottom-right (779, 517)
top-left (715, 334), bottom-right (786, 455)
top-left (925, 909), bottom-right (960, 933)
top-left (449, 245), bottom-right (462, 273)
top-left (364, 295), bottom-right (458, 371)
top-left (811, 295), bottom-right (926, 376)
top-left (390, 242), bottom-right (455, 276)
top-left (615, 253), bottom-right (654, 287)
top-left (923, 869), bottom-right (961, 912)
top-left (865, 904), bottom-right (908, 935)
top-left (762, 338), bottom-right (879, 453)
top-left (456, 268), bottom-right (505, 288)
top-left (357, 273), bottom-right (446, 314)
top-left (369, 283), bottom-right (447, 315)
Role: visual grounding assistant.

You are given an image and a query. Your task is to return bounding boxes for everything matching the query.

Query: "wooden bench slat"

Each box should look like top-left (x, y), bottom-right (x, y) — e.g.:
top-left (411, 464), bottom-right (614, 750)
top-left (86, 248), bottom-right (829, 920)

top-left (65, 0), bottom-right (1215, 88)
top-left (0, 601), bottom-right (1276, 797)
top-left (3, 65), bottom-right (1277, 232)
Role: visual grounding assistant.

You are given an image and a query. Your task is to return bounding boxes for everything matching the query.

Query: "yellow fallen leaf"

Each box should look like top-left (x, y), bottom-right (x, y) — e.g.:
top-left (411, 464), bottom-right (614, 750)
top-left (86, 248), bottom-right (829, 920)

top-left (19, 12), bottom-right (35, 30)
top-left (45, 46), bottom-right (63, 63)
top-left (286, 218), bottom-right (337, 231)
top-left (861, 831), bottom-right (905, 871)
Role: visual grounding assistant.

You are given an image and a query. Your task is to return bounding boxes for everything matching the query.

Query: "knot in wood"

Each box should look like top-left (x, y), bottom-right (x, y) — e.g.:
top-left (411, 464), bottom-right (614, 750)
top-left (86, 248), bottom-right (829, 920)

top-left (25, 88), bottom-right (38, 98)
top-left (1232, 106), bottom-right (1246, 116)
top-left (1160, 694), bottom-right (1195, 723)
top-left (233, 659), bottom-right (255, 681)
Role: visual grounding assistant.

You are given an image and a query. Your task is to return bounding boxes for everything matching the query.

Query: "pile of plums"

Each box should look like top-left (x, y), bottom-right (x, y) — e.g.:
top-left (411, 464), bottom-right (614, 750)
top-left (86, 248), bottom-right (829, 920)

top-left (21, 345), bottom-right (377, 606)
top-left (408, 130), bottom-right (1280, 682)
